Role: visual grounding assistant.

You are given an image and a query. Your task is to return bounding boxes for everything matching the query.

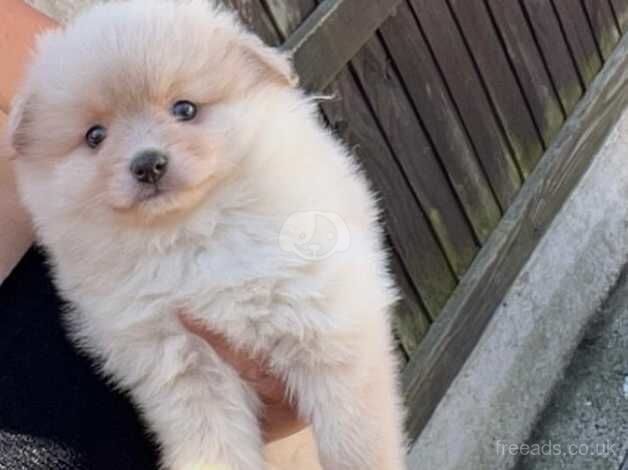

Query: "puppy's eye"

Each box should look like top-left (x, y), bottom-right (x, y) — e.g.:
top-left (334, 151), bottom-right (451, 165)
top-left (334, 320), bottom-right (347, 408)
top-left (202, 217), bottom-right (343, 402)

top-left (172, 100), bottom-right (198, 122)
top-left (86, 125), bottom-right (107, 149)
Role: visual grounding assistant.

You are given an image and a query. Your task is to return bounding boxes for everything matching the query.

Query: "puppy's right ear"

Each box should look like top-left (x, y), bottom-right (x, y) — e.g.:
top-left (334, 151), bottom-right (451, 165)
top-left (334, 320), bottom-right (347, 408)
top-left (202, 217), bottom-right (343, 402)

top-left (6, 92), bottom-right (34, 158)
top-left (237, 33), bottom-right (299, 88)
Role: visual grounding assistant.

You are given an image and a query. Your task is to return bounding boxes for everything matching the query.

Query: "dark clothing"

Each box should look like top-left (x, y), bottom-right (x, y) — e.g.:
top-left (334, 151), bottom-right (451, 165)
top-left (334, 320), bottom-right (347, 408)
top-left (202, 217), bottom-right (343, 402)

top-left (0, 248), bottom-right (159, 469)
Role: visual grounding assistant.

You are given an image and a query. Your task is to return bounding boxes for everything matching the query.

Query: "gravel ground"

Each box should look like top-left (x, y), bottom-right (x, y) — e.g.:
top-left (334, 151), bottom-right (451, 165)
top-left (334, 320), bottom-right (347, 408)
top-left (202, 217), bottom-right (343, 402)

top-left (517, 271), bottom-right (628, 470)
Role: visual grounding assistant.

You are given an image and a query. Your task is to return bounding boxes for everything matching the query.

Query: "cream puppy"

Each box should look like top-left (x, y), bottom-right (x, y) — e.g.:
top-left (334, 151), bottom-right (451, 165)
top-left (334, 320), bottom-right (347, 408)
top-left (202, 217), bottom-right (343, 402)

top-left (7, 1), bottom-right (406, 469)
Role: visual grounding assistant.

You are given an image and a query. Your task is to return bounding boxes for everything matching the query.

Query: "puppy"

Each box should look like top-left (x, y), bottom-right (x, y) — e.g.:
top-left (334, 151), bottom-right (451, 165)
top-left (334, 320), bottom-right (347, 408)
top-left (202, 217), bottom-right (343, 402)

top-left (7, 1), bottom-right (406, 468)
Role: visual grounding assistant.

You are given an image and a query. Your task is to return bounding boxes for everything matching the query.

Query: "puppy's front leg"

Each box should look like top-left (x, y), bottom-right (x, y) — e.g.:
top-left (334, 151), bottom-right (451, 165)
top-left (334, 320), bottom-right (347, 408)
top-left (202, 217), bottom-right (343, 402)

top-left (286, 345), bottom-right (406, 470)
top-left (127, 335), bottom-right (266, 470)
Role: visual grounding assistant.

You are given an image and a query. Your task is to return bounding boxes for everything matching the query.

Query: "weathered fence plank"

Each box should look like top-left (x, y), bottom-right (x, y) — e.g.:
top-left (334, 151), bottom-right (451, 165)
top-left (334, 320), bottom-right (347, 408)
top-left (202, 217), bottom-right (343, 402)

top-left (522, 0), bottom-right (583, 115)
top-left (283, 0), bottom-right (401, 91)
top-left (403, 32), bottom-right (628, 442)
top-left (350, 36), bottom-right (478, 278)
top-left (487, 0), bottom-right (564, 147)
top-left (582, 0), bottom-right (621, 59)
top-left (449, 0), bottom-right (543, 178)
top-left (553, 0), bottom-right (603, 88)
top-left (380, 3), bottom-right (501, 244)
top-left (610, 0), bottom-right (628, 32)
top-left (389, 250), bottom-right (431, 357)
top-left (261, 0), bottom-right (316, 38)
top-left (323, 69), bottom-right (458, 315)
top-left (409, 0), bottom-right (522, 210)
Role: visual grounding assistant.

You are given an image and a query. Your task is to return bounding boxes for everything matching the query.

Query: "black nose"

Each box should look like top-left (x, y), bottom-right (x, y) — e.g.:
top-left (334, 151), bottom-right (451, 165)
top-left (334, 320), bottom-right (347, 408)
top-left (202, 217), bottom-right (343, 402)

top-left (130, 150), bottom-right (169, 184)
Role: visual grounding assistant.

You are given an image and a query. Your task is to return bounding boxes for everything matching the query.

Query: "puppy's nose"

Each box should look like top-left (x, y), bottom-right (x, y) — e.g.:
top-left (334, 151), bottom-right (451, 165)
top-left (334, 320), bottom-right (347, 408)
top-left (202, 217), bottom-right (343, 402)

top-left (130, 150), bottom-right (169, 184)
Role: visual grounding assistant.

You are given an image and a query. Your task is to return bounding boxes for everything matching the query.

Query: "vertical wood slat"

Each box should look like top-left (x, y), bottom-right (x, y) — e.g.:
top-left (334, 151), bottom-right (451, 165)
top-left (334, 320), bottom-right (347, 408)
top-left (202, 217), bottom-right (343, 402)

top-left (380, 2), bottom-right (502, 244)
top-left (487, 0), bottom-right (564, 147)
top-left (448, 0), bottom-right (543, 178)
top-left (323, 69), bottom-right (458, 315)
top-left (349, 36), bottom-right (478, 277)
top-left (409, 0), bottom-right (522, 210)
top-left (552, 0), bottom-right (603, 88)
top-left (410, 0), bottom-right (521, 208)
top-left (522, 0), bottom-right (583, 115)
top-left (582, 0), bottom-right (621, 59)
top-left (389, 249), bottom-right (431, 356)
top-left (610, 0), bottom-right (628, 32)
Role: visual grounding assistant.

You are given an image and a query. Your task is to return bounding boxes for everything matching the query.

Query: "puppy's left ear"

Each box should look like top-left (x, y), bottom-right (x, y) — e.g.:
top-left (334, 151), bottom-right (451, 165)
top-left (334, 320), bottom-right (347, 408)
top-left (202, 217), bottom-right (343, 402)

top-left (239, 34), bottom-right (299, 88)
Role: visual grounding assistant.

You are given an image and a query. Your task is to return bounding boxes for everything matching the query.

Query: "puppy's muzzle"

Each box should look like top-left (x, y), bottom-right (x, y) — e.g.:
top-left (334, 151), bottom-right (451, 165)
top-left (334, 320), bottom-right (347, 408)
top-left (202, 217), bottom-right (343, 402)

top-left (130, 150), bottom-right (169, 184)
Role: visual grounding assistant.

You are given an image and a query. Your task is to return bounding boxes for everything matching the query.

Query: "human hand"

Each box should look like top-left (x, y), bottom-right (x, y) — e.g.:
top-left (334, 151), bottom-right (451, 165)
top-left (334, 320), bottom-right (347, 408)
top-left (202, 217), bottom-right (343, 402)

top-left (178, 314), bottom-right (307, 443)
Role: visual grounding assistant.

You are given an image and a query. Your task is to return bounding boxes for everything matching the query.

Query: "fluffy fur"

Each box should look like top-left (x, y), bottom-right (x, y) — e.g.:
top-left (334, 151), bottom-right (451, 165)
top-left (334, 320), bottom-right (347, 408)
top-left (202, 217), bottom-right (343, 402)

top-left (8, 1), bottom-right (406, 468)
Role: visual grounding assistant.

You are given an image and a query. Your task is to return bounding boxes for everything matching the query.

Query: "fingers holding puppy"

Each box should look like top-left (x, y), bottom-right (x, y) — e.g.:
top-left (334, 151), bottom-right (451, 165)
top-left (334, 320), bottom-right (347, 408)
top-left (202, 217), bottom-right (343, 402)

top-left (178, 312), bottom-right (307, 443)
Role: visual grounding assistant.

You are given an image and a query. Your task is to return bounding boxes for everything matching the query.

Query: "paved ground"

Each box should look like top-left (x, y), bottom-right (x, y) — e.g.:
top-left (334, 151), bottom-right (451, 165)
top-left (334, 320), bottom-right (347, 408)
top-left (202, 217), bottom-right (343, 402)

top-left (517, 271), bottom-right (628, 470)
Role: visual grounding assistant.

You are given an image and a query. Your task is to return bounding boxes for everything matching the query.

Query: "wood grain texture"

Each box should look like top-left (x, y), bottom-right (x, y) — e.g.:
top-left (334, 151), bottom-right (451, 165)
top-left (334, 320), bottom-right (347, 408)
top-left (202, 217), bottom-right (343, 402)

top-left (610, 0), bottom-right (628, 32)
top-left (403, 33), bottom-right (628, 443)
top-left (487, 0), bottom-right (564, 147)
top-left (350, 35), bottom-right (478, 278)
top-left (389, 249), bottom-right (431, 356)
top-left (553, 0), bottom-right (603, 87)
top-left (409, 0), bottom-right (522, 210)
top-left (582, 0), bottom-right (621, 59)
top-left (449, 0), bottom-right (544, 178)
top-left (522, 0), bottom-right (583, 115)
top-left (380, 2), bottom-right (502, 244)
top-left (261, 0), bottom-right (316, 38)
top-left (283, 0), bottom-right (401, 91)
top-left (322, 68), bottom-right (458, 316)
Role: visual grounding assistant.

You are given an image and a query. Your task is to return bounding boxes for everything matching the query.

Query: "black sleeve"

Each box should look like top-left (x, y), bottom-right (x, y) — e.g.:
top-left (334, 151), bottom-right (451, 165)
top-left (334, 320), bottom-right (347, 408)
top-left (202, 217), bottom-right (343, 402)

top-left (0, 247), bottom-right (159, 470)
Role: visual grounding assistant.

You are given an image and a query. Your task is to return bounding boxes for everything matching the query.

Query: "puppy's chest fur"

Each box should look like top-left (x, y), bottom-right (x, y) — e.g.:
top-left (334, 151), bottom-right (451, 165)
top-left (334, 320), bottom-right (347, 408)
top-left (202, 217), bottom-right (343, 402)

top-left (49, 208), bottom-right (340, 382)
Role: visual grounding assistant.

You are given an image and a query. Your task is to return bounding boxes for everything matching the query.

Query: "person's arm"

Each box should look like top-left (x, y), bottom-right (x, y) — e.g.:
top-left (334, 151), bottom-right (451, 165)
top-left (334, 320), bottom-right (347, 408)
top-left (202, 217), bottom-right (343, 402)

top-left (0, 111), bottom-right (33, 284)
top-left (0, 0), bottom-right (55, 113)
top-left (0, 2), bottom-right (55, 283)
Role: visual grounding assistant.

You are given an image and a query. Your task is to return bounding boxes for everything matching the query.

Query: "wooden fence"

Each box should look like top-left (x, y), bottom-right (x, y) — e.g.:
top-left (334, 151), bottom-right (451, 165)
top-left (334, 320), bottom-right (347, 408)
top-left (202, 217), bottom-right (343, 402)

top-left (224, 0), bottom-right (628, 444)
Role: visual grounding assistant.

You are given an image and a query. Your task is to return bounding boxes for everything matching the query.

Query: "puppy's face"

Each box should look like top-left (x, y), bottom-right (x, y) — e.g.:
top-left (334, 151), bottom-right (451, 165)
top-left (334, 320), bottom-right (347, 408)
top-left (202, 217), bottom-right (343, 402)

top-left (9, 0), bottom-right (296, 226)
